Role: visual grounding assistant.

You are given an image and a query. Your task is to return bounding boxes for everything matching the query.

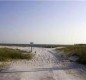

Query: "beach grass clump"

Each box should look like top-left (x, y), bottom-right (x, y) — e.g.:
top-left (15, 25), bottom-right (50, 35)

top-left (56, 44), bottom-right (86, 64)
top-left (0, 48), bottom-right (34, 61)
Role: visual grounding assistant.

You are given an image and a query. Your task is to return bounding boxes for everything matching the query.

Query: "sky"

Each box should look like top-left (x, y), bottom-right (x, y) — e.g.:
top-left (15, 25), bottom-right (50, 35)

top-left (0, 1), bottom-right (86, 44)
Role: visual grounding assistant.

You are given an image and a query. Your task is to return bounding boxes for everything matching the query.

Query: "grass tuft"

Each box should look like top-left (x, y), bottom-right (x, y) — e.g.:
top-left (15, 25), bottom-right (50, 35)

top-left (56, 44), bottom-right (86, 64)
top-left (0, 48), bottom-right (34, 61)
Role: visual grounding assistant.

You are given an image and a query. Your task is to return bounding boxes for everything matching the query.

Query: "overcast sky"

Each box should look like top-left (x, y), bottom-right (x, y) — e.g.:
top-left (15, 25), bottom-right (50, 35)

top-left (0, 1), bottom-right (86, 44)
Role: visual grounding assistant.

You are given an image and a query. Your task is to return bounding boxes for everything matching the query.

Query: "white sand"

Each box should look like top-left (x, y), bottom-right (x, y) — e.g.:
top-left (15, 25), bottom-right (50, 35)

top-left (0, 46), bottom-right (86, 80)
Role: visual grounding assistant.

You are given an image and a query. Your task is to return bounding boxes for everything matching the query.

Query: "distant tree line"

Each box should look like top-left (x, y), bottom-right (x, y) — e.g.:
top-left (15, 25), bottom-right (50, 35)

top-left (0, 43), bottom-right (71, 48)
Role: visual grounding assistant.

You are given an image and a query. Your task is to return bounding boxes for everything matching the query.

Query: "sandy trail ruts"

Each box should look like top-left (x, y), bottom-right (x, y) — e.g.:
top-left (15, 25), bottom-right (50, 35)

top-left (0, 46), bottom-right (86, 80)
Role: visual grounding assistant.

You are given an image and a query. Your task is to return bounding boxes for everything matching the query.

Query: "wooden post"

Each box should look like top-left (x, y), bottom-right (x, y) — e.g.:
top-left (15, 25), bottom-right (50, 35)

top-left (30, 42), bottom-right (33, 52)
top-left (31, 45), bottom-right (32, 52)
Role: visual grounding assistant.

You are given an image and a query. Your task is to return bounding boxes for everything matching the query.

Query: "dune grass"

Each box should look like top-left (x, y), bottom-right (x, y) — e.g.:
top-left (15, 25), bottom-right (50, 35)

top-left (0, 48), bottom-right (34, 62)
top-left (56, 44), bottom-right (86, 64)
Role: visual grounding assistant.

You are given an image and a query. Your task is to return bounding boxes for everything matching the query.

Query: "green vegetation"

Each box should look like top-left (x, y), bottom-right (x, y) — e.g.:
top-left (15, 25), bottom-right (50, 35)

top-left (0, 48), bottom-right (34, 61)
top-left (56, 44), bottom-right (86, 64)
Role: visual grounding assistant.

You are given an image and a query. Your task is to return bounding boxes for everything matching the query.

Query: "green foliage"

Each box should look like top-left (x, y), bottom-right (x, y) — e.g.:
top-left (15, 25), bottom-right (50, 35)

top-left (0, 48), bottom-right (34, 61)
top-left (56, 45), bottom-right (86, 64)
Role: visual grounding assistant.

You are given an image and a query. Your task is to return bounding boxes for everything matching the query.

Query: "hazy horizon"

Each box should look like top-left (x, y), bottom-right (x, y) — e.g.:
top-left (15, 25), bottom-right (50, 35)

top-left (0, 1), bottom-right (86, 44)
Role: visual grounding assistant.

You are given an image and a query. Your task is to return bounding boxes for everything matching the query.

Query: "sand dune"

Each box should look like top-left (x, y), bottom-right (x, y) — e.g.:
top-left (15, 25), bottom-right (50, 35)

top-left (0, 46), bottom-right (86, 80)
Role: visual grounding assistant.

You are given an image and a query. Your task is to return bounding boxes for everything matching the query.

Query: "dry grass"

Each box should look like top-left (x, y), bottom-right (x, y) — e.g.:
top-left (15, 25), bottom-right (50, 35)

top-left (56, 45), bottom-right (86, 64)
top-left (0, 48), bottom-right (34, 62)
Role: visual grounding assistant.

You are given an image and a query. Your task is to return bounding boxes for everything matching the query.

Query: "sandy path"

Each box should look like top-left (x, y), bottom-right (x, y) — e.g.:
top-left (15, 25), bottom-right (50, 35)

top-left (0, 47), bottom-right (86, 80)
